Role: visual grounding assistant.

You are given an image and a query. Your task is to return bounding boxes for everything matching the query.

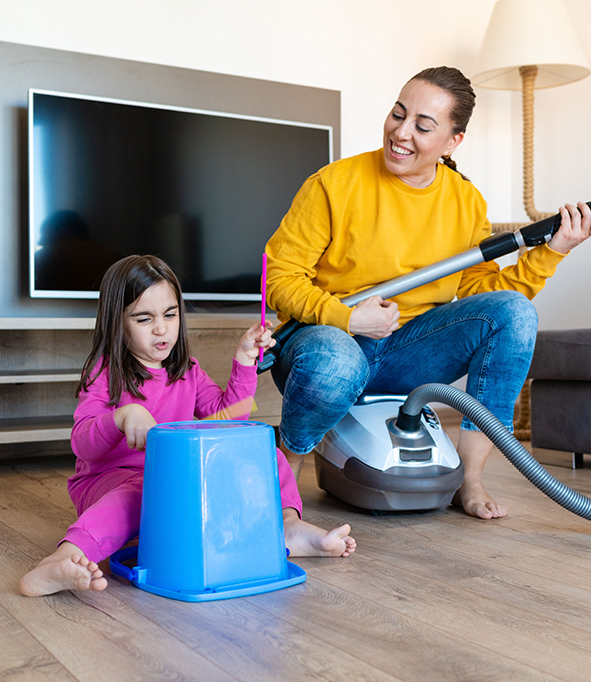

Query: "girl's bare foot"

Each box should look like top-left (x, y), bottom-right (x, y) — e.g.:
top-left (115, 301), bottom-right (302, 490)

top-left (452, 478), bottom-right (507, 519)
top-left (283, 508), bottom-right (356, 557)
top-left (19, 543), bottom-right (108, 597)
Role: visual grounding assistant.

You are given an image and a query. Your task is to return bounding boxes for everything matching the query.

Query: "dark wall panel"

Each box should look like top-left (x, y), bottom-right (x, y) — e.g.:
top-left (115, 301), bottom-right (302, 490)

top-left (0, 41), bottom-right (340, 317)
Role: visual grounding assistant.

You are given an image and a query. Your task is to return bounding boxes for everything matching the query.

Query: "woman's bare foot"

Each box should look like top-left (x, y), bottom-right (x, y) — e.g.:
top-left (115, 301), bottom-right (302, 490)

top-left (19, 542), bottom-right (108, 597)
top-left (452, 478), bottom-right (507, 519)
top-left (283, 508), bottom-right (356, 557)
top-left (454, 429), bottom-right (507, 519)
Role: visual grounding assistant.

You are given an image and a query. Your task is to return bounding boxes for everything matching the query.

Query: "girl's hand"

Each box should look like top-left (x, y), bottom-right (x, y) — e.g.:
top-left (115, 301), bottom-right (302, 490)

top-left (234, 321), bottom-right (276, 366)
top-left (349, 296), bottom-right (400, 339)
top-left (548, 201), bottom-right (591, 255)
top-left (114, 404), bottom-right (157, 451)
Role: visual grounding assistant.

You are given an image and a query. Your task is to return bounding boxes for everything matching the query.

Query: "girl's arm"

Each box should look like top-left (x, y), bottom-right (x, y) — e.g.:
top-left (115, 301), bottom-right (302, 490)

top-left (233, 321), bottom-right (275, 366)
top-left (71, 370), bottom-right (128, 460)
top-left (73, 381), bottom-right (157, 456)
top-left (193, 323), bottom-right (275, 421)
top-left (113, 403), bottom-right (156, 451)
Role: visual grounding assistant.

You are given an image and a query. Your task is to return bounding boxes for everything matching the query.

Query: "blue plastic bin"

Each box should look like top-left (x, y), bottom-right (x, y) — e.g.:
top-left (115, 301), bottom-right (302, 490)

top-left (110, 420), bottom-right (306, 601)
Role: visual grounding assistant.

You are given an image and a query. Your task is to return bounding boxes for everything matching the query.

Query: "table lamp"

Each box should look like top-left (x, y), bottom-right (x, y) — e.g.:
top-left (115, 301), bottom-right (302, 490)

top-left (472, 0), bottom-right (589, 222)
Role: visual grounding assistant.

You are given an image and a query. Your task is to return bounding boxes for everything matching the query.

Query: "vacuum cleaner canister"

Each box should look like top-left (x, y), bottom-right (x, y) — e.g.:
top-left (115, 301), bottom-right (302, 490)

top-left (315, 395), bottom-right (465, 512)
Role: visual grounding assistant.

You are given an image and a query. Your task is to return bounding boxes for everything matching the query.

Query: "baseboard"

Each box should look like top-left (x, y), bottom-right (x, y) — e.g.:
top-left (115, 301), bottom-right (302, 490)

top-left (531, 446), bottom-right (586, 469)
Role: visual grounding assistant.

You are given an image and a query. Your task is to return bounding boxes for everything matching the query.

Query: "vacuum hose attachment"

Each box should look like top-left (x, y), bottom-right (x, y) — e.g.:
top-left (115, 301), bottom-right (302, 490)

top-left (479, 201), bottom-right (591, 260)
top-left (397, 383), bottom-right (591, 520)
top-left (257, 318), bottom-right (307, 373)
top-left (521, 201), bottom-right (591, 247)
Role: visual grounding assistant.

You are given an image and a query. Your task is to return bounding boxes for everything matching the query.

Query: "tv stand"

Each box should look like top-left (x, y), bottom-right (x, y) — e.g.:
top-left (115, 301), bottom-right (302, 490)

top-left (0, 315), bottom-right (282, 460)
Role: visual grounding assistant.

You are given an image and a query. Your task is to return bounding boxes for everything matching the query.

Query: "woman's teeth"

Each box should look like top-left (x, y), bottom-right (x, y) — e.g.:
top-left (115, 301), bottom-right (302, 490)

top-left (392, 144), bottom-right (412, 156)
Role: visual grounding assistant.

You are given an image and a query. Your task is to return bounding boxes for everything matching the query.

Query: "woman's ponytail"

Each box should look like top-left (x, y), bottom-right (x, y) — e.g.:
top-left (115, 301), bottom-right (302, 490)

top-left (441, 153), bottom-right (470, 182)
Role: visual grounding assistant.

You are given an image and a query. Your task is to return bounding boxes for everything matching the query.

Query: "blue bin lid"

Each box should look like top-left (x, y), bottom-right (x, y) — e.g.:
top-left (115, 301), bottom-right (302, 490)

top-left (153, 420), bottom-right (269, 432)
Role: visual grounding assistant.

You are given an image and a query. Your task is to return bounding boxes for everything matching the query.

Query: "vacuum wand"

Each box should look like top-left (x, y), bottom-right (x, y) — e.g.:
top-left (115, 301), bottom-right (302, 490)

top-left (258, 202), bottom-right (590, 374)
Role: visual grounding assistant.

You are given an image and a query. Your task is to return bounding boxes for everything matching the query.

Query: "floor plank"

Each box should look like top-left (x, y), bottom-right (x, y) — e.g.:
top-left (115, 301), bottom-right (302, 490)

top-left (0, 471), bottom-right (76, 553)
top-left (247, 566), bottom-right (560, 682)
top-left (0, 603), bottom-right (76, 681)
top-left (104, 573), bottom-right (403, 682)
top-left (303, 551), bottom-right (591, 682)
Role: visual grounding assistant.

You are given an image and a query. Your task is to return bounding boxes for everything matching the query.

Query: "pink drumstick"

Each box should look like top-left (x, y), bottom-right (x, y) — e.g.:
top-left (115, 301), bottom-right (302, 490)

top-left (259, 253), bottom-right (267, 362)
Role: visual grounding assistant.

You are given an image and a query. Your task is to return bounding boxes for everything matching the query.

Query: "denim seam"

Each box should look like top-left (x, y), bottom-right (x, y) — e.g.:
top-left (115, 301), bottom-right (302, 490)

top-left (370, 314), bottom-right (500, 367)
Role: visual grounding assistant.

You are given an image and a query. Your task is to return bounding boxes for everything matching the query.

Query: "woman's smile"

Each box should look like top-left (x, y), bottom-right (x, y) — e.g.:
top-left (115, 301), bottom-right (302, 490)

top-left (388, 141), bottom-right (413, 158)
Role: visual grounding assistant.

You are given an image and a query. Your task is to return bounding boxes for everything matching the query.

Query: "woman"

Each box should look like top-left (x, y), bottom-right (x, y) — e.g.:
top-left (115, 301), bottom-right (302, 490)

top-left (265, 66), bottom-right (591, 520)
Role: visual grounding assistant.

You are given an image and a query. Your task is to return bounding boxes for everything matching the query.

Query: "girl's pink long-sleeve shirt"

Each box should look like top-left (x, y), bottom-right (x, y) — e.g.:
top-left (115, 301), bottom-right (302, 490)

top-left (68, 358), bottom-right (258, 496)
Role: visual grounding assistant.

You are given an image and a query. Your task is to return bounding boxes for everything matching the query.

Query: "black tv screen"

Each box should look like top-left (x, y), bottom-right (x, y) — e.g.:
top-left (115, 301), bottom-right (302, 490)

top-left (28, 89), bottom-right (332, 300)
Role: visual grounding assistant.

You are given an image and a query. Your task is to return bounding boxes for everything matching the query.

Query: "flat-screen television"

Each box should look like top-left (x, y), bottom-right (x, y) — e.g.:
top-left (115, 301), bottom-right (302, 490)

top-left (28, 89), bottom-right (333, 301)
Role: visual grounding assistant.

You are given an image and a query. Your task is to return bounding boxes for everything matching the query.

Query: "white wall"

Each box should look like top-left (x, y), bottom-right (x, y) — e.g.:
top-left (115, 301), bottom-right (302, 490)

top-left (0, 0), bottom-right (589, 329)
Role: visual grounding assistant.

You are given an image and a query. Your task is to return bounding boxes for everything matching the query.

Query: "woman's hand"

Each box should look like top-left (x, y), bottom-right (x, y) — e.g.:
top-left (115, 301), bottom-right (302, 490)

top-left (548, 201), bottom-right (591, 255)
top-left (348, 296), bottom-right (400, 339)
top-left (114, 404), bottom-right (157, 451)
top-left (234, 321), bottom-right (276, 366)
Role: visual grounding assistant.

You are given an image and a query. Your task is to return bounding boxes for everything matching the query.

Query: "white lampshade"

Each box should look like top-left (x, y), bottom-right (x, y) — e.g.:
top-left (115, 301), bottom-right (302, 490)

top-left (472, 0), bottom-right (590, 89)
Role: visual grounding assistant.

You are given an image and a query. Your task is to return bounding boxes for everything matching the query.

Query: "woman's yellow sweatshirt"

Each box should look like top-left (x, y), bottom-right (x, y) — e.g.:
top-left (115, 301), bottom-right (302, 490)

top-left (265, 149), bottom-right (565, 332)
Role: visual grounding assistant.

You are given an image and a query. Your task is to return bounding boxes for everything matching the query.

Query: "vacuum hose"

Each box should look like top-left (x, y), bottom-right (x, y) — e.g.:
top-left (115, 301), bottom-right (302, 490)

top-left (397, 383), bottom-right (591, 520)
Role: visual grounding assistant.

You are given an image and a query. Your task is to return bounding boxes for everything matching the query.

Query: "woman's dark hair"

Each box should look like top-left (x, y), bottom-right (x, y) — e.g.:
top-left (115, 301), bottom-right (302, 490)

top-left (77, 254), bottom-right (193, 405)
top-left (409, 65), bottom-right (476, 180)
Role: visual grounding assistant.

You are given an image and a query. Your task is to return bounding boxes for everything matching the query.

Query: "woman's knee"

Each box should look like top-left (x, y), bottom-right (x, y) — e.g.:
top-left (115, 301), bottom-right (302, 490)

top-left (479, 291), bottom-right (538, 339)
top-left (495, 291), bottom-right (538, 341)
top-left (275, 326), bottom-right (370, 454)
top-left (277, 325), bottom-right (369, 394)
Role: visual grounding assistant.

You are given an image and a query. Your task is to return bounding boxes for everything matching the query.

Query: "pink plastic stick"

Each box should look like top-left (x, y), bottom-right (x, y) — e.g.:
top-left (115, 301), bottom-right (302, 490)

top-left (259, 253), bottom-right (267, 362)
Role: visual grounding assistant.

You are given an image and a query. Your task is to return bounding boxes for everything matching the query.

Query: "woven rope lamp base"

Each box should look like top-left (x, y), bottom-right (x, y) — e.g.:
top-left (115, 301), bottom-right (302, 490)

top-left (513, 380), bottom-right (531, 441)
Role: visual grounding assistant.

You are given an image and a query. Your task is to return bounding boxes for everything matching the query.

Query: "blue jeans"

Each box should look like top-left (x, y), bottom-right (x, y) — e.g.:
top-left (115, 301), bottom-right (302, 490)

top-left (272, 291), bottom-right (538, 454)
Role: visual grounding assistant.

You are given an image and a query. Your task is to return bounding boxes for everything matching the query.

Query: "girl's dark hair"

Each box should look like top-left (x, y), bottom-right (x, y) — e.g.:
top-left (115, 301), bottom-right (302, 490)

top-left (409, 65), bottom-right (476, 181)
top-left (77, 254), bottom-right (193, 405)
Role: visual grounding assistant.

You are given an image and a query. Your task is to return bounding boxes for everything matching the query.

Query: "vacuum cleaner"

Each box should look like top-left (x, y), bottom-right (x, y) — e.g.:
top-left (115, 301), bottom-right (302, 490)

top-left (259, 203), bottom-right (591, 519)
top-left (314, 393), bottom-right (464, 512)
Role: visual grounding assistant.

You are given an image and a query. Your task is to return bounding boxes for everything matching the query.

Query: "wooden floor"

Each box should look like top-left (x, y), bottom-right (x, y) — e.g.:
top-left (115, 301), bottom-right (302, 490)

top-left (2, 411), bottom-right (591, 682)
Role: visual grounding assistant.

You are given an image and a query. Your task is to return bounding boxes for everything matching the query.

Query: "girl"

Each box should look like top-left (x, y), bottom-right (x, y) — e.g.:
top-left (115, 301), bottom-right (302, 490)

top-left (20, 255), bottom-right (355, 597)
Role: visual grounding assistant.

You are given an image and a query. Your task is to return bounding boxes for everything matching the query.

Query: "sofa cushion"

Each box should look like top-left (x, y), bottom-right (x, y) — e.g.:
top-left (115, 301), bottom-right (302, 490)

top-left (528, 329), bottom-right (591, 381)
top-left (531, 379), bottom-right (591, 454)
